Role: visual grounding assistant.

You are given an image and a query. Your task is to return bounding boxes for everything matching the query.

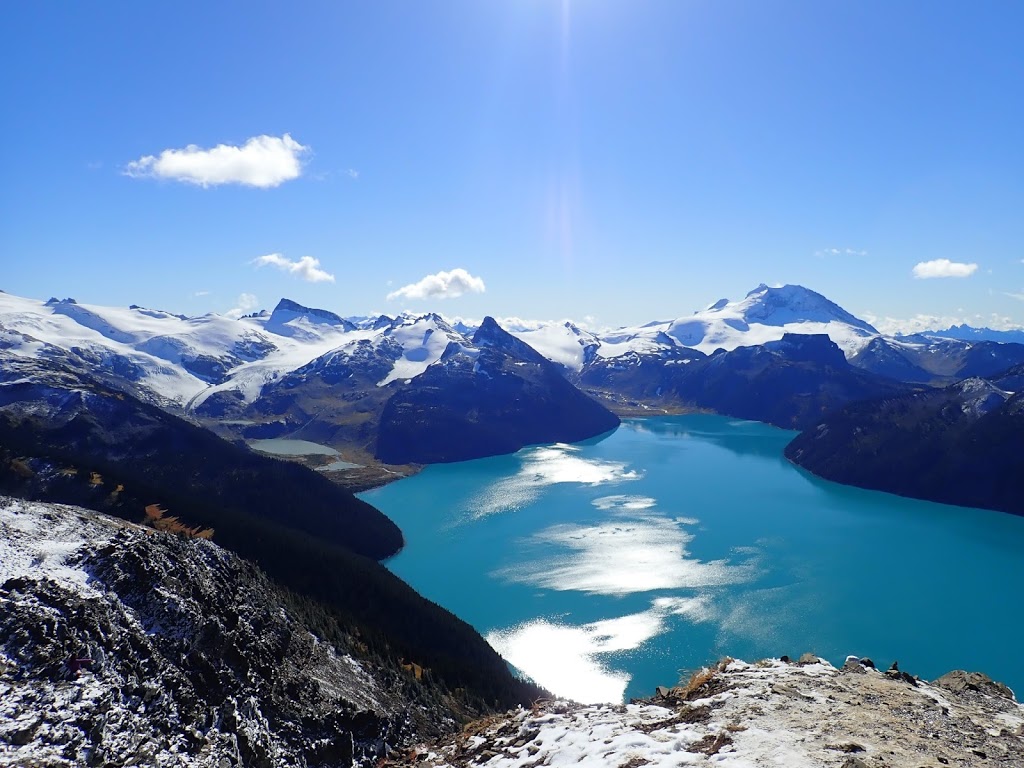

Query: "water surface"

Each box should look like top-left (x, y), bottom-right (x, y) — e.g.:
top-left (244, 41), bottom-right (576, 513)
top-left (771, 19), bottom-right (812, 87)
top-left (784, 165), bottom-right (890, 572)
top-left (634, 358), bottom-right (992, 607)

top-left (247, 438), bottom-right (339, 456)
top-left (362, 416), bottom-right (1024, 703)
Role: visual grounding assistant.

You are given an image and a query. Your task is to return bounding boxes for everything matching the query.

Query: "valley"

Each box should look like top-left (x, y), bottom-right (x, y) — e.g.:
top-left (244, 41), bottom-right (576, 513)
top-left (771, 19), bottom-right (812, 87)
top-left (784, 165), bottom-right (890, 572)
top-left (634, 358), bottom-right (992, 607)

top-left (4, 281), bottom-right (1024, 764)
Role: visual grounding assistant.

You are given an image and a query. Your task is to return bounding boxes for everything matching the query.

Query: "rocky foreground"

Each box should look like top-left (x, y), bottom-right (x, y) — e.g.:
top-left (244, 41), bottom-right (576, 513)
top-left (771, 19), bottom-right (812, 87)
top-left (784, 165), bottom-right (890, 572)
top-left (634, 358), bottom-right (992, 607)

top-left (0, 496), bottom-right (433, 768)
top-left (395, 657), bottom-right (1024, 768)
top-left (3, 494), bottom-right (1023, 768)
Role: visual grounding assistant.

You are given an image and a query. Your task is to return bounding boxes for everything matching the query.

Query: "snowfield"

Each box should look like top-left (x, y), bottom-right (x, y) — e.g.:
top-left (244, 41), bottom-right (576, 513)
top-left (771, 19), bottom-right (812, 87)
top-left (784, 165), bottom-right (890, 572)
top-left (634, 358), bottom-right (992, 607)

top-left (594, 284), bottom-right (881, 362)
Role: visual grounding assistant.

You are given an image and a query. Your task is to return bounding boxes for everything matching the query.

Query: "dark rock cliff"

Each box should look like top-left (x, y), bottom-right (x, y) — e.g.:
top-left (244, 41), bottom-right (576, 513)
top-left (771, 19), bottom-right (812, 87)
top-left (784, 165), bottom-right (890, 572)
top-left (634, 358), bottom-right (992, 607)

top-left (785, 377), bottom-right (1024, 516)
top-left (375, 318), bottom-right (620, 464)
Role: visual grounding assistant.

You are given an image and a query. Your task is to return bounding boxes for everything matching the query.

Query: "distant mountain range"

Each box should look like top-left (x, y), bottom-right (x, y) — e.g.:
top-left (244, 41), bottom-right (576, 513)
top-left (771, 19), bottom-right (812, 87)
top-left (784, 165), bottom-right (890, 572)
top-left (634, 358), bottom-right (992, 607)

top-left (6, 284), bottom-right (1024, 464)
top-left (900, 324), bottom-right (1024, 345)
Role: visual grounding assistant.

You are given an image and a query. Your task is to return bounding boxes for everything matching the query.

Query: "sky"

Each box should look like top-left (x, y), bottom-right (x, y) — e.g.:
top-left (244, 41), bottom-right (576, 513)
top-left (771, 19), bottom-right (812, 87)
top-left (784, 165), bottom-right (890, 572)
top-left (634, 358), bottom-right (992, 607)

top-left (2, 1), bottom-right (1023, 333)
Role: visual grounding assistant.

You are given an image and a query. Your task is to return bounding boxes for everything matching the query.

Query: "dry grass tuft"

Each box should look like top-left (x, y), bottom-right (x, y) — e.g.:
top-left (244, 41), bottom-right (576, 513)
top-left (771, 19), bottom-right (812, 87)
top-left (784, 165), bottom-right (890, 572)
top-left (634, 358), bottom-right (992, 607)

top-left (142, 503), bottom-right (215, 539)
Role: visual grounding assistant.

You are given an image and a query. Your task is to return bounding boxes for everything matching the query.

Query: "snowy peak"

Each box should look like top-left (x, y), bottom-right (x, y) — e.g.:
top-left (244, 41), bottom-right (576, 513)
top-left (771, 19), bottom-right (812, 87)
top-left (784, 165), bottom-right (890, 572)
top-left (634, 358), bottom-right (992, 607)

top-left (598, 283), bottom-right (880, 362)
top-left (506, 320), bottom-right (601, 372)
top-left (734, 284), bottom-right (879, 333)
top-left (473, 317), bottom-right (549, 365)
top-left (264, 298), bottom-right (356, 338)
top-left (376, 313), bottom-right (472, 386)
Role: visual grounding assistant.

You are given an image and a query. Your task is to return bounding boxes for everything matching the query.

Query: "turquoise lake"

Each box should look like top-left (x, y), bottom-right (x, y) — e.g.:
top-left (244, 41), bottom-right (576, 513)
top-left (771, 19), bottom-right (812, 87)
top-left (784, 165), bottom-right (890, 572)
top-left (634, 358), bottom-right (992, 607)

top-left (361, 415), bottom-right (1024, 704)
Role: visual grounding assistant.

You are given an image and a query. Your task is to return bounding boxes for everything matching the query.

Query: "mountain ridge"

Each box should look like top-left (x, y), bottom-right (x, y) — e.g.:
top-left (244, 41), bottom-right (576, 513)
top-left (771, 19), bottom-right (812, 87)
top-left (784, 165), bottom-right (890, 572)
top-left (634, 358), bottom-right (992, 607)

top-left (785, 372), bottom-right (1024, 516)
top-left (6, 284), bottom-right (1024, 473)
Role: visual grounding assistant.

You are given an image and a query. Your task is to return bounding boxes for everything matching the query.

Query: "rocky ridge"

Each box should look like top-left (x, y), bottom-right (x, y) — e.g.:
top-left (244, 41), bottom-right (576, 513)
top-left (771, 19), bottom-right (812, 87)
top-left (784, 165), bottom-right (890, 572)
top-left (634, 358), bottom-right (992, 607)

top-left (395, 657), bottom-right (1024, 768)
top-left (784, 376), bottom-right (1024, 516)
top-left (0, 496), bottom-right (443, 767)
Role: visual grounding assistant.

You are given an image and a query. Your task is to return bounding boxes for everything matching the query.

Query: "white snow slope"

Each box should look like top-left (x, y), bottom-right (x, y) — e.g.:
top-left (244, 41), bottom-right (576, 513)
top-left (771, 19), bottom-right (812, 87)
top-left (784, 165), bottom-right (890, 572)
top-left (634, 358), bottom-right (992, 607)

top-left (0, 292), bottom-right (480, 411)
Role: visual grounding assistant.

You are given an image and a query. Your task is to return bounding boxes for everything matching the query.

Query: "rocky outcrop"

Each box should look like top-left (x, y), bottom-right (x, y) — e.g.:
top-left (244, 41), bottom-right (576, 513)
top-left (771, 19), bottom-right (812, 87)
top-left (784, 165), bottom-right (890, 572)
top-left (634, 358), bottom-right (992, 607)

top-left (0, 496), bottom-right (433, 767)
top-left (394, 657), bottom-right (1024, 768)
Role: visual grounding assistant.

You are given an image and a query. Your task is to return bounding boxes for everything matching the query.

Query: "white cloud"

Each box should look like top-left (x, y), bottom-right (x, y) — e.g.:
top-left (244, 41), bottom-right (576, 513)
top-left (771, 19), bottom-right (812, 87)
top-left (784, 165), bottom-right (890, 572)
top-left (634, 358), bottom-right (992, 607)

top-left (125, 134), bottom-right (308, 188)
top-left (252, 253), bottom-right (335, 283)
top-left (225, 293), bottom-right (259, 319)
top-left (386, 268), bottom-right (486, 301)
top-left (345, 168), bottom-right (360, 179)
top-left (815, 247), bottom-right (868, 257)
top-left (912, 258), bottom-right (978, 279)
top-left (192, 290), bottom-right (211, 297)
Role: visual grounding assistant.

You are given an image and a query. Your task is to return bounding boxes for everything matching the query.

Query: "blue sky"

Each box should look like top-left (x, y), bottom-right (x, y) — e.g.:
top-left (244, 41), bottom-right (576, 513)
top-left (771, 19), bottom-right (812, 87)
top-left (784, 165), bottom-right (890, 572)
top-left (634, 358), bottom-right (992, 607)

top-left (2, 1), bottom-right (1023, 331)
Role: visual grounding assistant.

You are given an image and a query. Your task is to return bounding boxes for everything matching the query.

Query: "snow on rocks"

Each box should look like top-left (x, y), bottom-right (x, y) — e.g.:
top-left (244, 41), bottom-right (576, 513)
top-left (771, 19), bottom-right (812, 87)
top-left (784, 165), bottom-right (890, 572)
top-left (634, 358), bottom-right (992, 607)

top-left (0, 496), bottom-right (117, 594)
top-left (508, 322), bottom-right (600, 373)
top-left (0, 496), bottom-right (407, 767)
top-left (398, 658), bottom-right (1024, 768)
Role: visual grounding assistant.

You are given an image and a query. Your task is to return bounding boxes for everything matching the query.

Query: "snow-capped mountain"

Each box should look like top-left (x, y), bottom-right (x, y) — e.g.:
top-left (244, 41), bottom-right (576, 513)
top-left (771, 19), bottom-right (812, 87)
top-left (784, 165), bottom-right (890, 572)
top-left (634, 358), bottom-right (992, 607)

top-left (508, 321), bottom-right (601, 372)
top-left (905, 324), bottom-right (1024, 345)
top-left (5, 283), bottom-right (1024, 464)
top-left (0, 293), bottom-right (482, 413)
top-left (594, 283), bottom-right (880, 361)
top-left (0, 292), bottom-right (277, 407)
top-left (0, 290), bottom-right (622, 464)
top-left (5, 283), bottom-right (1010, 416)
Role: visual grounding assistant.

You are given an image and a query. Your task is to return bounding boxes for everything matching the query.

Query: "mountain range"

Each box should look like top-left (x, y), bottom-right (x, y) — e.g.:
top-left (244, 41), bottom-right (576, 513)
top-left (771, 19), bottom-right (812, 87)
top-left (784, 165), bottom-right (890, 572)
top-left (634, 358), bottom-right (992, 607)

top-left (6, 284), bottom-right (1024, 473)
